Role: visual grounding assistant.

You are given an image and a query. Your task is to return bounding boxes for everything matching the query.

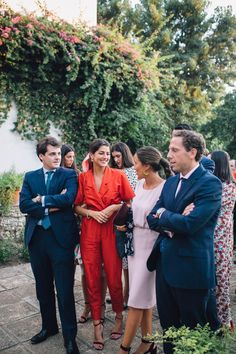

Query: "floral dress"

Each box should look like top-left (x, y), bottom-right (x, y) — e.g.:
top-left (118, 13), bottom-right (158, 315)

top-left (214, 181), bottom-right (236, 326)
top-left (122, 167), bottom-right (137, 269)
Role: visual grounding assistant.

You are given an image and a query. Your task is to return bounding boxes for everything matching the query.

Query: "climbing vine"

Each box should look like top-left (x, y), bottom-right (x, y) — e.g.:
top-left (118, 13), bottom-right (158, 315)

top-left (0, 2), bottom-right (163, 158)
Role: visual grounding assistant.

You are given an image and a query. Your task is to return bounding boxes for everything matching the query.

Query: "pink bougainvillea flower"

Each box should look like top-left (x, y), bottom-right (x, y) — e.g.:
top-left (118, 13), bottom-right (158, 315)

top-left (26, 23), bottom-right (33, 29)
top-left (4, 27), bottom-right (12, 33)
top-left (27, 39), bottom-right (33, 46)
top-left (12, 16), bottom-right (21, 24)
top-left (2, 32), bottom-right (9, 38)
top-left (70, 35), bottom-right (81, 44)
top-left (0, 39), bottom-right (3, 45)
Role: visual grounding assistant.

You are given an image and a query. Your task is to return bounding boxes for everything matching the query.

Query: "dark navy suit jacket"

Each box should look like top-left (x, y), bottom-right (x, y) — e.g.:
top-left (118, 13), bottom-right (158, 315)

top-left (20, 167), bottom-right (78, 248)
top-left (147, 165), bottom-right (222, 290)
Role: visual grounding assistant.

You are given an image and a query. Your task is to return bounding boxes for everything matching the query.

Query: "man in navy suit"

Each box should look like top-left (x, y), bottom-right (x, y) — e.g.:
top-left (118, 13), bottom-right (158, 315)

top-left (147, 130), bottom-right (222, 354)
top-left (20, 136), bottom-right (80, 354)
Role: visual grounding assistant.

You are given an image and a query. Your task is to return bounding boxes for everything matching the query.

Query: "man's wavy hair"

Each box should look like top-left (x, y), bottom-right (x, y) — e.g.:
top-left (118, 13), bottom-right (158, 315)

top-left (172, 130), bottom-right (205, 162)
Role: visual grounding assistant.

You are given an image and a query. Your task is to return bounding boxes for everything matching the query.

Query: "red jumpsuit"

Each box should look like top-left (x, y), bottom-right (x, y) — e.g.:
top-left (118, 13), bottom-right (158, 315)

top-left (75, 167), bottom-right (135, 320)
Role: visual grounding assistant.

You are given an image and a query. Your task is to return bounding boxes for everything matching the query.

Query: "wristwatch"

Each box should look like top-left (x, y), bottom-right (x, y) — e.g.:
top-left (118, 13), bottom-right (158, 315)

top-left (155, 208), bottom-right (166, 219)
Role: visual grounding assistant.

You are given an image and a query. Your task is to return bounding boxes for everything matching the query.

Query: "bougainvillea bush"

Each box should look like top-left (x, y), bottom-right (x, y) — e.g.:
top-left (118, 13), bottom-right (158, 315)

top-left (0, 2), bottom-right (167, 158)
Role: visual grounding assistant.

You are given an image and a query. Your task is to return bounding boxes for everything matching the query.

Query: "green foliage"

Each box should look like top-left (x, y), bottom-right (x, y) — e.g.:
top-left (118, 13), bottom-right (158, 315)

top-left (202, 90), bottom-right (236, 157)
top-left (0, 170), bottom-right (23, 215)
top-left (0, 239), bottom-right (17, 263)
top-left (0, 2), bottom-right (162, 159)
top-left (98, 0), bottom-right (236, 131)
top-left (19, 244), bottom-right (29, 262)
top-left (148, 325), bottom-right (236, 354)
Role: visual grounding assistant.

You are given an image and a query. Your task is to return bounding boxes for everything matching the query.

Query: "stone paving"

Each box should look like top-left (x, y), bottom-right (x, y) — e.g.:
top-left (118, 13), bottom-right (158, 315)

top-left (0, 261), bottom-right (235, 354)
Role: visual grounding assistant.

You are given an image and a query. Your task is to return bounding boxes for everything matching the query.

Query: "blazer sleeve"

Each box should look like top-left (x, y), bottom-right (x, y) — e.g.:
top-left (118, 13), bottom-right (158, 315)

top-left (147, 177), bottom-right (222, 236)
top-left (146, 190), bottom-right (166, 232)
top-left (19, 173), bottom-right (45, 219)
top-left (44, 170), bottom-right (78, 208)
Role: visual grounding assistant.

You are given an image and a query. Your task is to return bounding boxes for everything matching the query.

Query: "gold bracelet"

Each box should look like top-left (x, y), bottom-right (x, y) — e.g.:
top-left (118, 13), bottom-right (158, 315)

top-left (86, 210), bottom-right (90, 219)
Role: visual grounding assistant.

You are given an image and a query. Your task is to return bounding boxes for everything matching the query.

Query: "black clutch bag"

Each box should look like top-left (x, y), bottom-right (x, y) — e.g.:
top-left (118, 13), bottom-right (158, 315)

top-left (113, 202), bottom-right (130, 226)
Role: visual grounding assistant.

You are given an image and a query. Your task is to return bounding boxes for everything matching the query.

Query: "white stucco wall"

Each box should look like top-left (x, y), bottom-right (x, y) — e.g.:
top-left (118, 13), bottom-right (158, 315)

top-left (0, 104), bottom-right (40, 173)
top-left (6, 0), bottom-right (97, 26)
top-left (0, 0), bottom-right (97, 173)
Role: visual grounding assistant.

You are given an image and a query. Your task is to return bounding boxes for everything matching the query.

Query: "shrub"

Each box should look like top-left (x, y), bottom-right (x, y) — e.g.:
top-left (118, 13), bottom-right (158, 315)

top-left (0, 239), bottom-right (17, 263)
top-left (0, 170), bottom-right (23, 215)
top-left (147, 325), bottom-right (236, 354)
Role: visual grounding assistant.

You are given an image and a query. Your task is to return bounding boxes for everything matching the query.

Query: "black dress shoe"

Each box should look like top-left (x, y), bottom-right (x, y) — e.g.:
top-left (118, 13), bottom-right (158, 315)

top-left (65, 340), bottom-right (80, 354)
top-left (30, 328), bottom-right (59, 344)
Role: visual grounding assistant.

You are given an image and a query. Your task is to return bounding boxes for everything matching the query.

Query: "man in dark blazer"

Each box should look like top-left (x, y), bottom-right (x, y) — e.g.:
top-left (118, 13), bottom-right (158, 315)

top-left (20, 136), bottom-right (80, 354)
top-left (147, 130), bottom-right (222, 354)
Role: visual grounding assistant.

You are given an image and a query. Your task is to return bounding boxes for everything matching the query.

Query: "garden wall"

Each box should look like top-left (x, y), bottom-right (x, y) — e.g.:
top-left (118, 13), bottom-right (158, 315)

top-left (0, 206), bottom-right (25, 242)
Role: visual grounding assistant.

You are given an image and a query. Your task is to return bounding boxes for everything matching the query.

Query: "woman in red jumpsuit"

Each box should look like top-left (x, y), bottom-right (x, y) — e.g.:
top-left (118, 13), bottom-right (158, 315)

top-left (74, 139), bottom-right (135, 350)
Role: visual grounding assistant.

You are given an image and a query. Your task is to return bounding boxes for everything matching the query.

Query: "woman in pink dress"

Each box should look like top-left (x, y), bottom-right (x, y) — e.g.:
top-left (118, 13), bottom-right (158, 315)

top-left (118, 147), bottom-right (172, 354)
top-left (211, 150), bottom-right (236, 329)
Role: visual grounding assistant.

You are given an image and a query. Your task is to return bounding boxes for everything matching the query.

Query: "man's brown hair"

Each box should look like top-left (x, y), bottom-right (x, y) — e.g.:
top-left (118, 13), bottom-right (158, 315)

top-left (172, 130), bottom-right (205, 161)
top-left (36, 136), bottom-right (61, 157)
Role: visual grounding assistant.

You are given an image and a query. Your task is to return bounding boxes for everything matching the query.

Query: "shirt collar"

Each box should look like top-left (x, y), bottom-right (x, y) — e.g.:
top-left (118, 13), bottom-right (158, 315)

top-left (43, 168), bottom-right (56, 175)
top-left (180, 163), bottom-right (199, 180)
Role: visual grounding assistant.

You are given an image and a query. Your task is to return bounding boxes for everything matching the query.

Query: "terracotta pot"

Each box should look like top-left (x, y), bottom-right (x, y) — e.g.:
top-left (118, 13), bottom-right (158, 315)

top-left (13, 189), bottom-right (20, 206)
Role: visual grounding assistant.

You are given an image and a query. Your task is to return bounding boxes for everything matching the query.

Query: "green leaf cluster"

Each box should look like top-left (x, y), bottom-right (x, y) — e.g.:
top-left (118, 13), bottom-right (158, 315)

top-left (98, 0), bottom-right (236, 137)
top-left (0, 2), bottom-right (166, 159)
top-left (147, 324), bottom-right (236, 354)
top-left (0, 170), bottom-right (23, 214)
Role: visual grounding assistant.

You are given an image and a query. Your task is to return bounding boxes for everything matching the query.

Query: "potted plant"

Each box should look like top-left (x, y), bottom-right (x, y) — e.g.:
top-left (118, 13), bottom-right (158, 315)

top-left (0, 169), bottom-right (24, 215)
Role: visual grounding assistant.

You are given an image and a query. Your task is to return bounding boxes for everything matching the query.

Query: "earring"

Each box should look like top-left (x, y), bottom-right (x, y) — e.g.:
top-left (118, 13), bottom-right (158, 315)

top-left (143, 171), bottom-right (149, 176)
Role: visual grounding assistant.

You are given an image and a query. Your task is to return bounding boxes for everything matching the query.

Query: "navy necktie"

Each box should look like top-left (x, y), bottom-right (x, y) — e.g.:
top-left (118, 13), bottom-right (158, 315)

top-left (42, 171), bottom-right (54, 229)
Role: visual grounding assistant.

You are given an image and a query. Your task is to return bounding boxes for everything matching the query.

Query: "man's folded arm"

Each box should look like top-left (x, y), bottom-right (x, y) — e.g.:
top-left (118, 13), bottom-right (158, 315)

top-left (148, 179), bottom-right (222, 236)
top-left (44, 171), bottom-right (77, 208)
top-left (19, 178), bottom-right (45, 218)
top-left (147, 194), bottom-right (166, 232)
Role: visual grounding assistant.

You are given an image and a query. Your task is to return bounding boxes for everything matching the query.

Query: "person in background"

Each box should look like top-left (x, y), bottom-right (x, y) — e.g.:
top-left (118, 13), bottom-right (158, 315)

top-left (74, 139), bottom-right (135, 351)
top-left (20, 136), bottom-right (79, 354)
top-left (111, 142), bottom-right (138, 308)
top-left (119, 147), bottom-right (171, 354)
top-left (60, 144), bottom-right (95, 324)
top-left (229, 159), bottom-right (236, 181)
top-left (229, 159), bottom-right (236, 252)
top-left (210, 151), bottom-right (236, 330)
top-left (61, 144), bottom-right (79, 175)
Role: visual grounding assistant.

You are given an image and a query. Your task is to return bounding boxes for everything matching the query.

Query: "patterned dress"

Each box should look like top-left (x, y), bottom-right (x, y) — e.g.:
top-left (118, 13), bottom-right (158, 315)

top-left (122, 167), bottom-right (137, 269)
top-left (214, 182), bottom-right (236, 326)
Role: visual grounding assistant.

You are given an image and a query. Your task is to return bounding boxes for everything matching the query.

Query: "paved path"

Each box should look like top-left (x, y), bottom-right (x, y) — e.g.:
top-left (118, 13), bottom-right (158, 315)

top-left (0, 261), bottom-right (235, 354)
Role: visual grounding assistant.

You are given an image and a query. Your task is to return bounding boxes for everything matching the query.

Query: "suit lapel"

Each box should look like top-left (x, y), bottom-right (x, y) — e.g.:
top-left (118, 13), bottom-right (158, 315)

top-left (167, 175), bottom-right (180, 210)
top-left (36, 168), bottom-right (47, 195)
top-left (175, 165), bottom-right (206, 205)
top-left (47, 168), bottom-right (61, 194)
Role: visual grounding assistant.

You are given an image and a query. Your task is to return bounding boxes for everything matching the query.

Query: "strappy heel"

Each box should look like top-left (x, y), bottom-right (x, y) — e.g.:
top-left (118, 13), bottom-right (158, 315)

top-left (93, 321), bottom-right (104, 351)
top-left (110, 314), bottom-right (123, 340)
top-left (79, 301), bottom-right (90, 323)
top-left (141, 338), bottom-right (157, 354)
top-left (120, 344), bottom-right (131, 352)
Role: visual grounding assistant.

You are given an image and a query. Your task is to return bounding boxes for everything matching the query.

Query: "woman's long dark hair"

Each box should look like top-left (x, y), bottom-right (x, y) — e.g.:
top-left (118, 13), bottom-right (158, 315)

top-left (61, 144), bottom-right (79, 173)
top-left (89, 138), bottom-right (110, 154)
top-left (211, 150), bottom-right (232, 183)
top-left (111, 142), bottom-right (134, 169)
top-left (136, 146), bottom-right (172, 179)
